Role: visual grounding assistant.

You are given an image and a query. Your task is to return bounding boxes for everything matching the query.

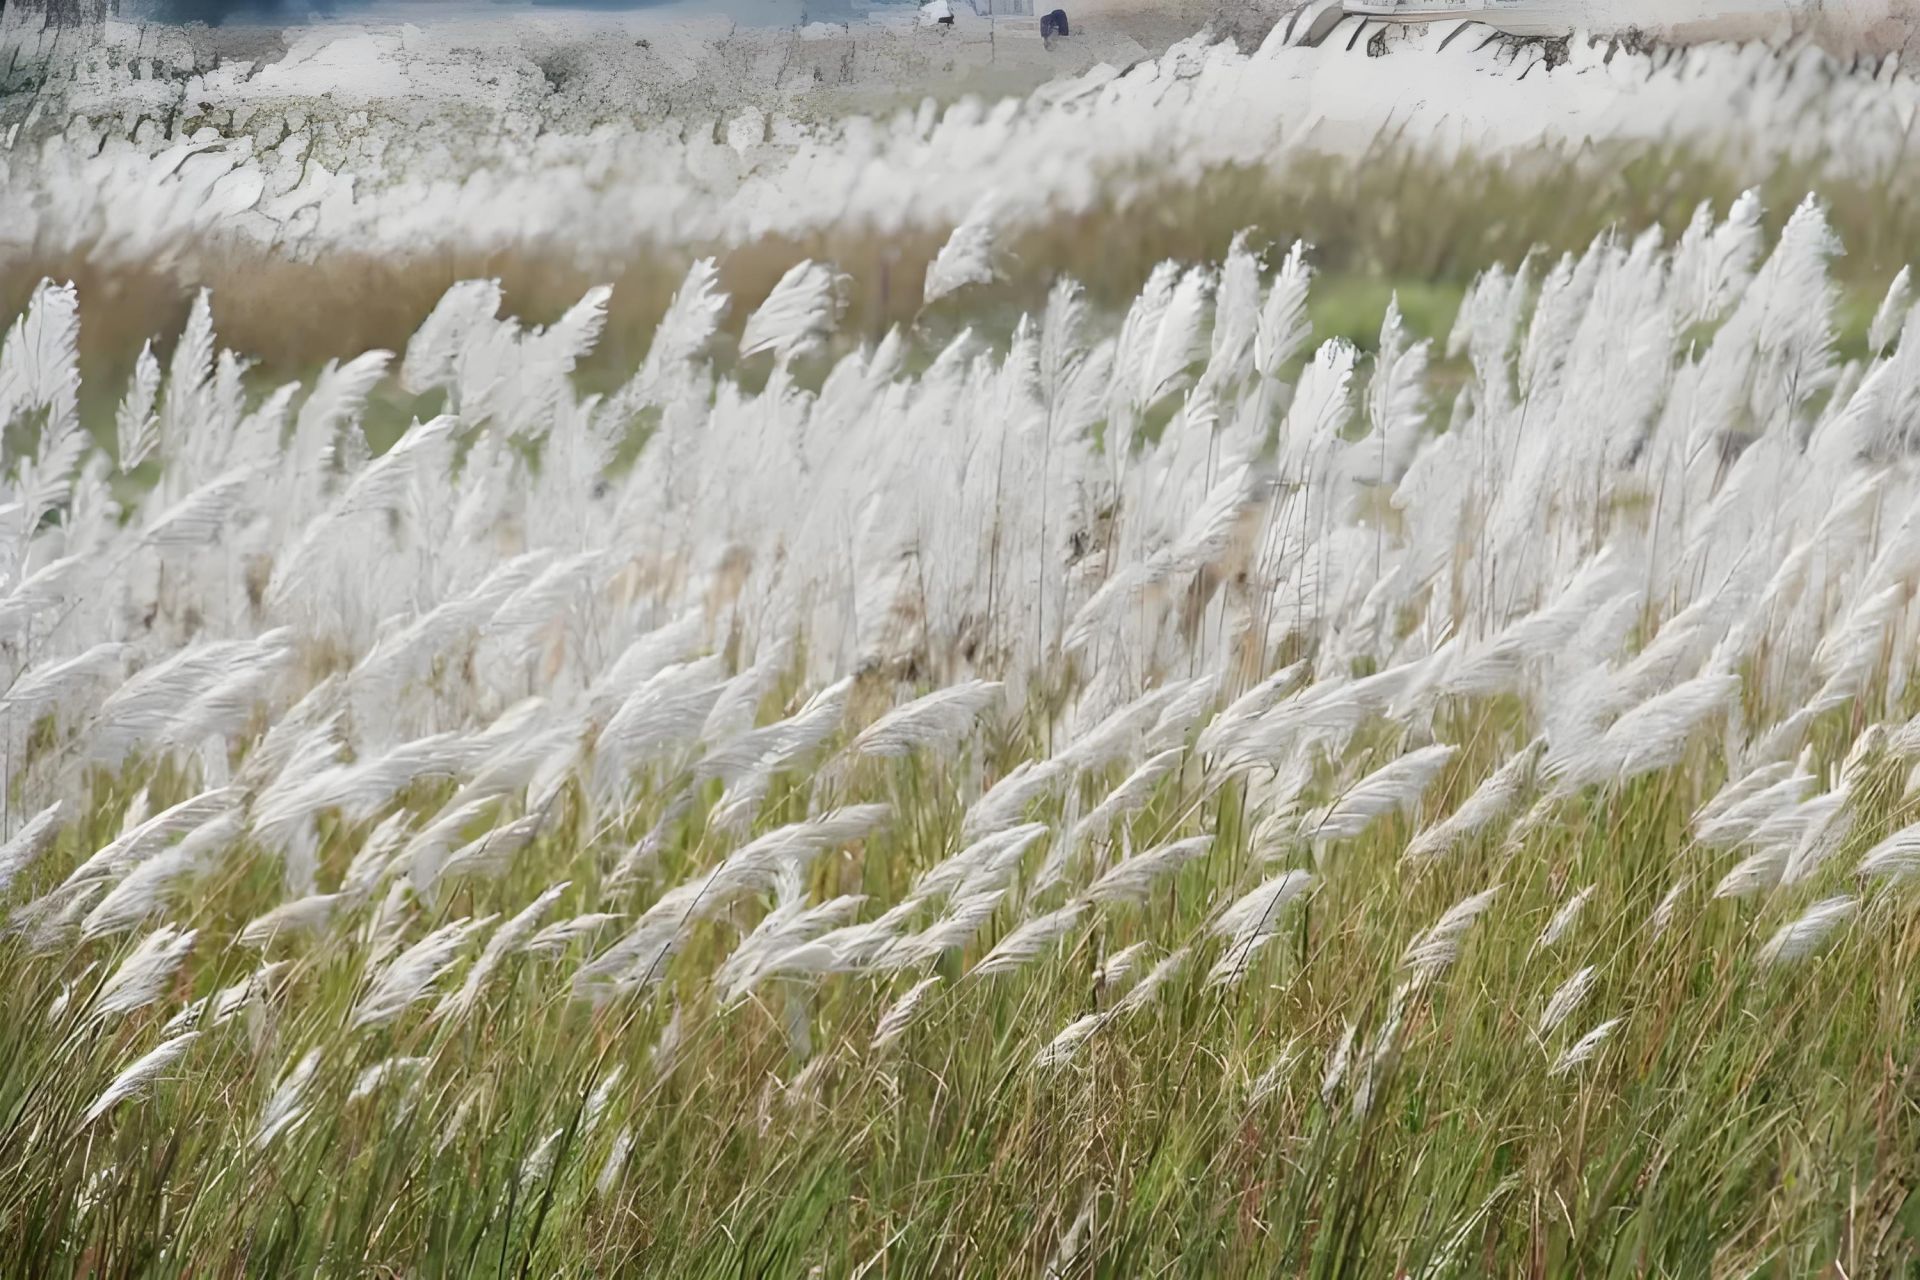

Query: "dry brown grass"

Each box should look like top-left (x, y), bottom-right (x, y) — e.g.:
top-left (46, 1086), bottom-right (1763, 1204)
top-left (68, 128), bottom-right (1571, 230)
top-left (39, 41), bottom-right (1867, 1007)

top-left (6, 140), bottom-right (1915, 415)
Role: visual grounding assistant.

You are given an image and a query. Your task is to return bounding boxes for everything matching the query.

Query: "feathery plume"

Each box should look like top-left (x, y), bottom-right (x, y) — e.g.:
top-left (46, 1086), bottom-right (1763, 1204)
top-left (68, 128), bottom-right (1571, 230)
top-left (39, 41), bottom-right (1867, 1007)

top-left (83, 1032), bottom-right (199, 1126)
top-left (1083, 835), bottom-right (1213, 904)
top-left (1536, 885), bottom-right (1594, 950)
top-left (1402, 886), bottom-right (1500, 976)
top-left (1757, 895), bottom-right (1858, 967)
top-left (848, 680), bottom-right (1002, 758)
top-left (90, 925), bottom-right (197, 1022)
top-left (1207, 869), bottom-right (1313, 987)
top-left (254, 1049), bottom-right (323, 1149)
top-left (351, 916), bottom-right (492, 1029)
top-left (1551, 1018), bottom-right (1624, 1076)
top-left (972, 902), bottom-right (1087, 977)
top-left (1537, 966), bottom-right (1597, 1037)
top-left (871, 975), bottom-right (942, 1052)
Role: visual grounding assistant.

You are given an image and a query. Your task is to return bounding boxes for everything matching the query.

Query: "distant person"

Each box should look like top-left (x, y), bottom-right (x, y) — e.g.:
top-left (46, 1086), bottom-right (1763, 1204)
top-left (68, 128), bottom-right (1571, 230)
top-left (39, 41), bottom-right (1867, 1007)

top-left (1042, 7), bottom-right (1068, 36)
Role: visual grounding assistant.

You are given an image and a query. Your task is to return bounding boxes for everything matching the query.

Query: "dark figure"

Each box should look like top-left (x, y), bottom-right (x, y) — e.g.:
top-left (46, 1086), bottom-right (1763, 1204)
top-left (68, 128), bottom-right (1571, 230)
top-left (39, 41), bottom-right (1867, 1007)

top-left (1042, 8), bottom-right (1068, 36)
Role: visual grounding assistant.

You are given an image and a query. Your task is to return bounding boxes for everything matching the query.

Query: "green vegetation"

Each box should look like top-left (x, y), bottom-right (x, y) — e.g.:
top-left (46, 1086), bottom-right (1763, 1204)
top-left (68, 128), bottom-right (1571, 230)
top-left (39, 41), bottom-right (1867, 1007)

top-left (4, 695), bottom-right (1920, 1276)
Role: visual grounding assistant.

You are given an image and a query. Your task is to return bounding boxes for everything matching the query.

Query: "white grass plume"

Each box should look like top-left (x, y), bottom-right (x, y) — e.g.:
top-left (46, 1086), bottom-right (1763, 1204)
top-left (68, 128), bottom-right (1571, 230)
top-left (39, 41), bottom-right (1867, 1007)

top-left (1858, 819), bottom-right (1920, 880)
top-left (972, 902), bottom-right (1086, 977)
top-left (886, 888), bottom-right (1006, 968)
top-left (1045, 1188), bottom-right (1099, 1279)
top-left (82, 811), bottom-right (241, 941)
top-left (114, 342), bottom-right (161, 471)
top-left (1536, 886), bottom-right (1595, 951)
top-left (352, 916), bottom-right (492, 1029)
top-left (1083, 835), bottom-right (1213, 905)
top-left (1321, 1021), bottom-right (1358, 1105)
top-left (1068, 748), bottom-right (1184, 850)
top-left (1402, 886), bottom-right (1500, 976)
top-left (434, 883), bottom-right (568, 1023)
top-left (1207, 869), bottom-right (1313, 988)
top-left (81, 844), bottom-right (201, 941)
top-left (1109, 946), bottom-right (1189, 1019)
top-left (1055, 684), bottom-right (1185, 776)
top-left (943, 824), bottom-right (1050, 901)
top-left (1549, 674), bottom-right (1739, 792)
top-left (1551, 1018), bottom-right (1624, 1076)
top-left (1757, 895), bottom-right (1859, 967)
top-left (254, 1048), bottom-right (322, 1149)
top-left (1195, 663), bottom-right (1307, 761)
top-left (871, 975), bottom-right (942, 1052)
top-left (1352, 978), bottom-right (1424, 1121)
top-left (63, 787), bottom-right (240, 891)
top-left (584, 1064), bottom-right (625, 1134)
top-left (1098, 941), bottom-right (1152, 993)
top-left (1304, 744), bottom-right (1458, 847)
top-left (740, 262), bottom-right (839, 362)
top-left (923, 199), bottom-right (1000, 305)
top-left (961, 759), bottom-right (1067, 839)
top-left (1537, 966), bottom-right (1597, 1037)
top-left (1405, 740), bottom-right (1540, 862)
top-left (526, 912), bottom-right (622, 957)
top-left (1870, 266), bottom-right (1912, 357)
top-left (1032, 1011), bottom-right (1107, 1070)
top-left (597, 1126), bottom-right (635, 1198)
top-left (848, 680), bottom-right (1002, 759)
top-left (83, 1031), bottom-right (198, 1127)
top-left (1247, 1041), bottom-right (1300, 1107)
top-left (0, 803), bottom-right (63, 897)
top-left (89, 925), bottom-right (196, 1022)
top-left (349, 1056), bottom-right (430, 1105)
top-left (240, 894), bottom-right (346, 949)
top-left (1147, 675), bottom-right (1222, 752)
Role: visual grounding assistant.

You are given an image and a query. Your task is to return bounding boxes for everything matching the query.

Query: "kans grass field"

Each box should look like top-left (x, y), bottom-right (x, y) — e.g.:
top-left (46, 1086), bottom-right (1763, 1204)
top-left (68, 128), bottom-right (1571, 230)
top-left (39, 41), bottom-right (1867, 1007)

top-left (10, 4), bottom-right (1920, 1275)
